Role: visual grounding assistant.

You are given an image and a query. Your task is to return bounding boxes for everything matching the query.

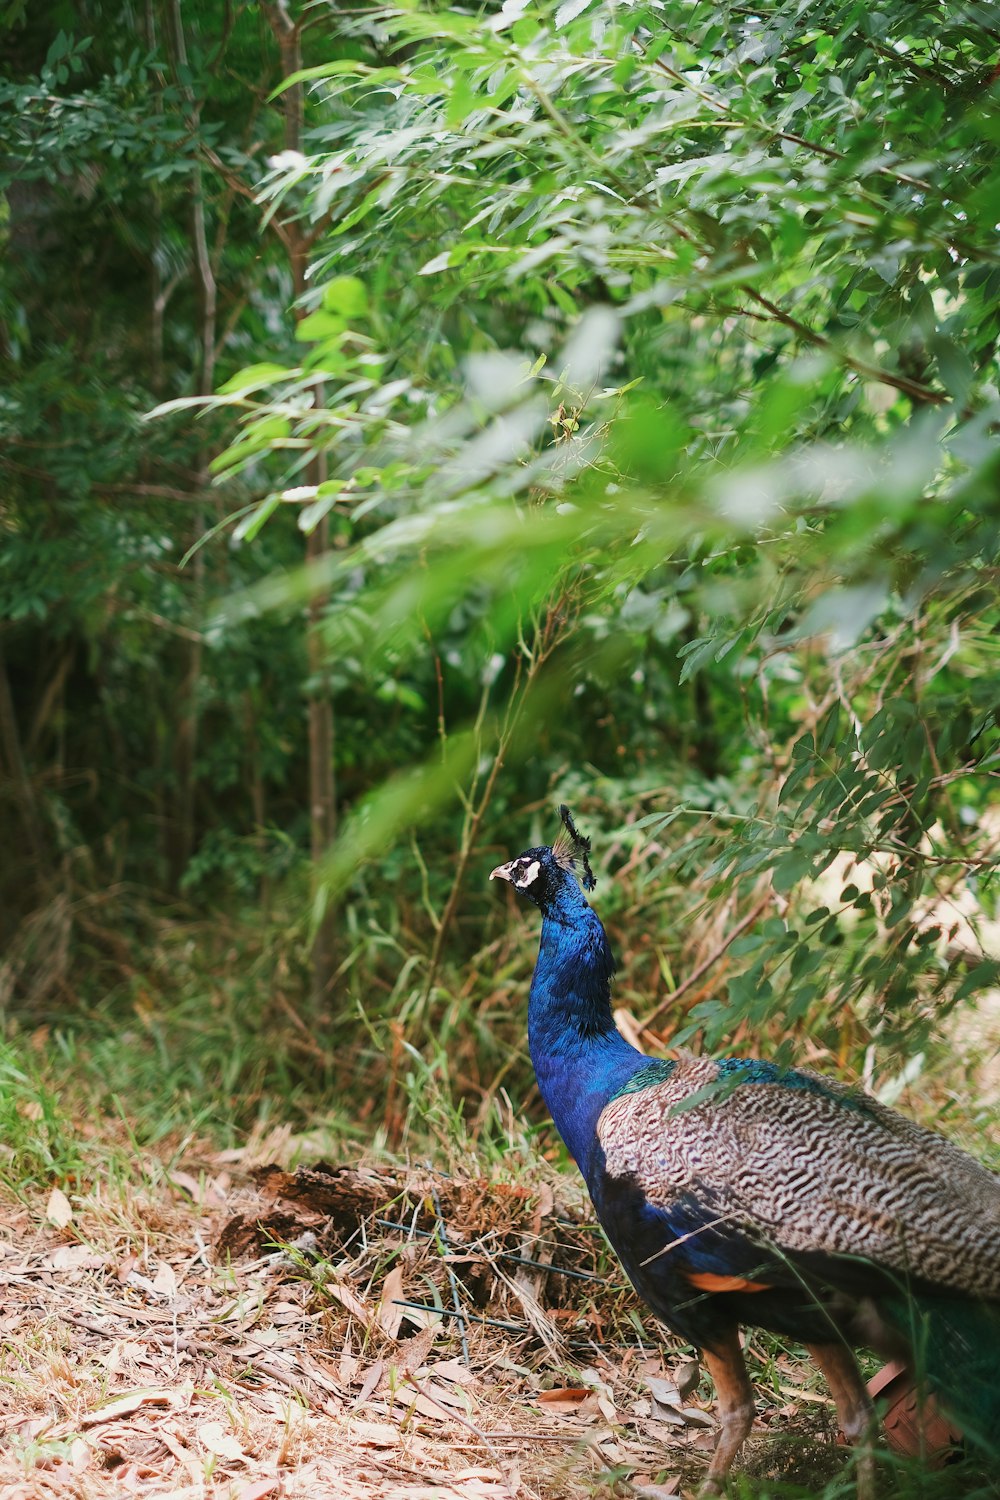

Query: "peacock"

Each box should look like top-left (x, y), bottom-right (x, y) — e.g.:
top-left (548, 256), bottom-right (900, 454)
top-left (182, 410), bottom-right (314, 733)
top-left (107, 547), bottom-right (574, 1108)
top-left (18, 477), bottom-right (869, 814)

top-left (491, 807), bottom-right (1000, 1497)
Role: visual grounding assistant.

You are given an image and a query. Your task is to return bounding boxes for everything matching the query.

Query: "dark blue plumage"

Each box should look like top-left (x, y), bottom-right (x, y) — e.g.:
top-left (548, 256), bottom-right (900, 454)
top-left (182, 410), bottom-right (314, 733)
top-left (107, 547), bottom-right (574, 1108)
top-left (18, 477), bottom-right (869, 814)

top-left (492, 810), bottom-right (1000, 1496)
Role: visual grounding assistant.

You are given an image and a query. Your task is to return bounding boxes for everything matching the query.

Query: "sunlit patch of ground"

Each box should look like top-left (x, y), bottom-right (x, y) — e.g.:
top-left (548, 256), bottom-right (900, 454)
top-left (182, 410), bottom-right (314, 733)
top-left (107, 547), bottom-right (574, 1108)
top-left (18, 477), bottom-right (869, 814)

top-left (0, 1149), bottom-right (868, 1500)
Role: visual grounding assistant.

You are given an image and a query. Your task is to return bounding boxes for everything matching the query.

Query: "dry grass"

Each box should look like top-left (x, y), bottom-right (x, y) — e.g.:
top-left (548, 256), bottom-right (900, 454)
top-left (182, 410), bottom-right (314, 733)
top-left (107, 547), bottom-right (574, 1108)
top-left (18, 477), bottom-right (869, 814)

top-left (0, 1138), bottom-right (854, 1500)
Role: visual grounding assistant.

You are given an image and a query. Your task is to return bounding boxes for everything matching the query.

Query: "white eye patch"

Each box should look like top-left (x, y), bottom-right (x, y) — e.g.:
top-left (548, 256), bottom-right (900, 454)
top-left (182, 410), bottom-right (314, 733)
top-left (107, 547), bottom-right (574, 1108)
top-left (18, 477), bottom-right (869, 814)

top-left (515, 859), bottom-right (541, 887)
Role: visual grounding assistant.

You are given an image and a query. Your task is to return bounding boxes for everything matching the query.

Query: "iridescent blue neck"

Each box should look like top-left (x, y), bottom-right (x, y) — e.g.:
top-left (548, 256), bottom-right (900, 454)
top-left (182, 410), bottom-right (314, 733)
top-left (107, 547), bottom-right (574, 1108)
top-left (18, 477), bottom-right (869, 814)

top-left (528, 889), bottom-right (647, 1181)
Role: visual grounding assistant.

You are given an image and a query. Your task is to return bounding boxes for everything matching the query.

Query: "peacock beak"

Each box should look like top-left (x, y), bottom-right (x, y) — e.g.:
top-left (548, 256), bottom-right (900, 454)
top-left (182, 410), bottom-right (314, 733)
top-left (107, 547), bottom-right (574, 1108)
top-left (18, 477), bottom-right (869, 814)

top-left (490, 861), bottom-right (515, 883)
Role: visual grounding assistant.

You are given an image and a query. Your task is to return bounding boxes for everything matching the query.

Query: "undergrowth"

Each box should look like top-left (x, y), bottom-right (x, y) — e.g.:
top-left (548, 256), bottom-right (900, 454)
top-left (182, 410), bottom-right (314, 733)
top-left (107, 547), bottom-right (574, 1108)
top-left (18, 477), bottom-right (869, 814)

top-left (2, 816), bottom-right (997, 1198)
top-left (0, 826), bottom-right (996, 1499)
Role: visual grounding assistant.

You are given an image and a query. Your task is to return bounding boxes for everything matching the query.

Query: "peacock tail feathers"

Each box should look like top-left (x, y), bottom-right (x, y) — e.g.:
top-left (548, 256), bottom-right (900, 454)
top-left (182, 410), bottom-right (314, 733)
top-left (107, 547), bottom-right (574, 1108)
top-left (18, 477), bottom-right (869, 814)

top-left (885, 1292), bottom-right (1000, 1454)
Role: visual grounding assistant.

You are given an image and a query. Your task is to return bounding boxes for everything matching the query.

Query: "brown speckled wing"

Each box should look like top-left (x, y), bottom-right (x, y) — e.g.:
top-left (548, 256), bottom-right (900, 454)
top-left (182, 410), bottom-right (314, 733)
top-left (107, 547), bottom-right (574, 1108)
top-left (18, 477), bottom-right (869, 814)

top-left (596, 1059), bottom-right (1000, 1299)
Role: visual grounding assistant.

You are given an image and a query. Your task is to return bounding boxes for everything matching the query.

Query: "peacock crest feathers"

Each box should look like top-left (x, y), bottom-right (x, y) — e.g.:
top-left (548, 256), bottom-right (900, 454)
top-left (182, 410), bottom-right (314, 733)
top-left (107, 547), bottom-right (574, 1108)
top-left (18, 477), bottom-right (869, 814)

top-left (552, 804), bottom-right (596, 891)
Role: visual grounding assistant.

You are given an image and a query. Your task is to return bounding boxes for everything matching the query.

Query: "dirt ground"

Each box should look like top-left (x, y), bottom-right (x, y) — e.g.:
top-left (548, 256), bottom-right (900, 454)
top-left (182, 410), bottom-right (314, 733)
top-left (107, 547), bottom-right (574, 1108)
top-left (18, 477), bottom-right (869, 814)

top-left (0, 1147), bottom-right (848, 1500)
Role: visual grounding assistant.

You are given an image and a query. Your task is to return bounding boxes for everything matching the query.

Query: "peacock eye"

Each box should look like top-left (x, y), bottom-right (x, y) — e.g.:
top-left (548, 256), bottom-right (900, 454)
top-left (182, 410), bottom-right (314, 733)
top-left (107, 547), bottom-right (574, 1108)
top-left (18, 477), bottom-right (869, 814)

top-left (515, 859), bottom-right (541, 887)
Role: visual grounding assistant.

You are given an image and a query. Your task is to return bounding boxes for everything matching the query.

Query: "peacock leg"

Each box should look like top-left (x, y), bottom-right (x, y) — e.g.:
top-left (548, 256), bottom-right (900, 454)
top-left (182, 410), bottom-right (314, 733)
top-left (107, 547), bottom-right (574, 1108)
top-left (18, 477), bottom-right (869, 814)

top-left (700, 1330), bottom-right (756, 1494)
top-left (807, 1341), bottom-right (877, 1500)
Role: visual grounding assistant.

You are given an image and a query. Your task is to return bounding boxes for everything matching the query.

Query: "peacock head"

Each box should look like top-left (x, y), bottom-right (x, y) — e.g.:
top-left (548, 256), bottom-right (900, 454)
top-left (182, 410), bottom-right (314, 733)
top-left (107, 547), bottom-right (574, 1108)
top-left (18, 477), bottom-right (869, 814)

top-left (490, 805), bottom-right (596, 912)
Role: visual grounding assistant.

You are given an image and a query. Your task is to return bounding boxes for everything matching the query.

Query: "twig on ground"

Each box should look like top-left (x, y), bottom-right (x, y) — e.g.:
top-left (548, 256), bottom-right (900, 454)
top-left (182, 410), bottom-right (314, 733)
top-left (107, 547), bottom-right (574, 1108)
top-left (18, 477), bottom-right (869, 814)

top-left (429, 1175), bottom-right (471, 1367)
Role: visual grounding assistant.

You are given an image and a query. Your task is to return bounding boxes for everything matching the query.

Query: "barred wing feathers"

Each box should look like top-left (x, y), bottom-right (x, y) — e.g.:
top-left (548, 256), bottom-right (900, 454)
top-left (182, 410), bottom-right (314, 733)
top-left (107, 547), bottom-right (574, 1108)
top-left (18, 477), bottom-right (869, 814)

top-left (596, 1058), bottom-right (1000, 1299)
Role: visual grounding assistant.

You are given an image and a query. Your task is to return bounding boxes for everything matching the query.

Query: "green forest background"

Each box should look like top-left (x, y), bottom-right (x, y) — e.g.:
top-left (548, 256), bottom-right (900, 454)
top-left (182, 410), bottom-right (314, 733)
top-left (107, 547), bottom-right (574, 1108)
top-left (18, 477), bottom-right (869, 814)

top-left (2, 0), bottom-right (999, 1177)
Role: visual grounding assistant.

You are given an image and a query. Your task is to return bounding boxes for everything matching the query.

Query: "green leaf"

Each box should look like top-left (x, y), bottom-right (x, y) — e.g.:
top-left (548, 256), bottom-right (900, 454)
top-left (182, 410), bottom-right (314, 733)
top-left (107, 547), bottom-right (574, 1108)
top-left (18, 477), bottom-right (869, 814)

top-left (232, 496), bottom-right (282, 543)
top-left (772, 851), bottom-right (812, 893)
top-left (953, 961), bottom-right (1000, 1005)
top-left (295, 310), bottom-right (346, 343)
top-left (930, 336), bottom-right (976, 405)
top-left (322, 276), bottom-right (368, 319)
top-left (217, 363), bottom-right (295, 395)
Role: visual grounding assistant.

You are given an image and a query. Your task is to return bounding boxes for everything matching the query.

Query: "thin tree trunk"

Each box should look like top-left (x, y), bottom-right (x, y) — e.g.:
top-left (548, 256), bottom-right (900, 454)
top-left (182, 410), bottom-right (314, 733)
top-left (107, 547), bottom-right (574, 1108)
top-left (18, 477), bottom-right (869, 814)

top-left (266, 0), bottom-right (338, 1006)
top-left (26, 646), bottom-right (73, 756)
top-left (0, 636), bottom-right (44, 864)
top-left (166, 0), bottom-right (216, 891)
top-left (146, 0), bottom-right (165, 399)
top-left (306, 517), bottom-right (337, 997)
top-left (245, 690), bottom-right (270, 909)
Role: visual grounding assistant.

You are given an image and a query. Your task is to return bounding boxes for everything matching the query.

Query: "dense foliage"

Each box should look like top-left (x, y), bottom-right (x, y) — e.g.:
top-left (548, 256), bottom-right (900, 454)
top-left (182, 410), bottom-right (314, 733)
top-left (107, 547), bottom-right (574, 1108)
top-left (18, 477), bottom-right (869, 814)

top-left (2, 0), bottom-right (999, 1129)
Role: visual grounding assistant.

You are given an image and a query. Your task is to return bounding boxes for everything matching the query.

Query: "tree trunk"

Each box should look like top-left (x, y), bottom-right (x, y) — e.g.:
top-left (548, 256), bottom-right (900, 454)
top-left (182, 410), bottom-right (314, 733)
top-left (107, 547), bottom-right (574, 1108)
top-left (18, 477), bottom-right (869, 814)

top-left (306, 519), bottom-right (337, 1002)
top-left (0, 636), bottom-right (44, 866)
top-left (266, 0), bottom-right (338, 1007)
top-left (165, 0), bottom-right (216, 892)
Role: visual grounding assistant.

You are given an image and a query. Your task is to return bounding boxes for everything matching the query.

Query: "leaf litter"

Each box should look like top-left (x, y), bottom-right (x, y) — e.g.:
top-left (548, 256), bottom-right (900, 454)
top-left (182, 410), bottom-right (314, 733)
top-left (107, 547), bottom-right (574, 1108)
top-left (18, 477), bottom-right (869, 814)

top-left (0, 1154), bottom-right (848, 1498)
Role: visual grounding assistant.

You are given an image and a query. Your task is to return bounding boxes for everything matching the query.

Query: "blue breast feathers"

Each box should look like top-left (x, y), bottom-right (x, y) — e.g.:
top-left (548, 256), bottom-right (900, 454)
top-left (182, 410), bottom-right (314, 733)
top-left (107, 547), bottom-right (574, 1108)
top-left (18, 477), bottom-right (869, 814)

top-left (525, 892), bottom-right (649, 1175)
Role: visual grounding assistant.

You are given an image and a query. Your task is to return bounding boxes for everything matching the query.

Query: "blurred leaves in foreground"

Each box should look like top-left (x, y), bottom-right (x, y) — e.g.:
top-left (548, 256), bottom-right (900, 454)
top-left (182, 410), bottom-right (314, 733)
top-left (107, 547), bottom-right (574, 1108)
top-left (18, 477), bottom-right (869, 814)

top-left (2, 0), bottom-right (999, 1105)
top-left (172, 1), bottom-right (1000, 1066)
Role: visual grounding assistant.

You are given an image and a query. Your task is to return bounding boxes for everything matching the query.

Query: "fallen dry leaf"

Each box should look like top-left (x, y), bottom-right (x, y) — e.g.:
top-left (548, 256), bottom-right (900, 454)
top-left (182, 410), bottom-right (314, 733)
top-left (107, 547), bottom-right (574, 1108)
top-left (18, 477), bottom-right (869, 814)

top-left (349, 1418), bottom-right (400, 1448)
top-left (394, 1324), bottom-right (438, 1376)
top-left (69, 1438), bottom-right (90, 1472)
top-left (451, 1467), bottom-right (513, 1498)
top-left (81, 1389), bottom-right (180, 1427)
top-left (678, 1406), bottom-right (716, 1429)
top-left (377, 1263), bottom-right (405, 1339)
top-left (596, 1390), bottom-right (618, 1423)
top-left (46, 1188), bottom-right (73, 1230)
top-left (197, 1420), bottom-right (246, 1462)
top-left (152, 1261), bottom-right (178, 1299)
top-left (673, 1359), bottom-right (701, 1397)
top-left (645, 1374), bottom-right (715, 1429)
top-left (113, 1461), bottom-right (168, 1491)
top-left (168, 1170), bottom-right (203, 1201)
top-left (155, 1423), bottom-right (197, 1467)
top-left (268, 1299), bottom-right (305, 1324)
top-left (355, 1358), bottom-right (384, 1407)
top-left (649, 1408), bottom-right (686, 1430)
top-left (776, 1384), bottom-right (834, 1406)
top-left (646, 1375), bottom-right (682, 1409)
top-left (47, 1244), bottom-right (105, 1272)
top-left (532, 1182), bottom-right (554, 1222)
top-left (324, 1279), bottom-right (374, 1327)
top-left (407, 1376), bottom-right (472, 1414)
top-left (537, 1387), bottom-right (600, 1416)
top-left (236, 1481), bottom-right (283, 1500)
top-left (428, 1357), bottom-right (475, 1386)
top-left (115, 1253), bottom-right (138, 1283)
top-left (97, 1340), bottom-right (149, 1373)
